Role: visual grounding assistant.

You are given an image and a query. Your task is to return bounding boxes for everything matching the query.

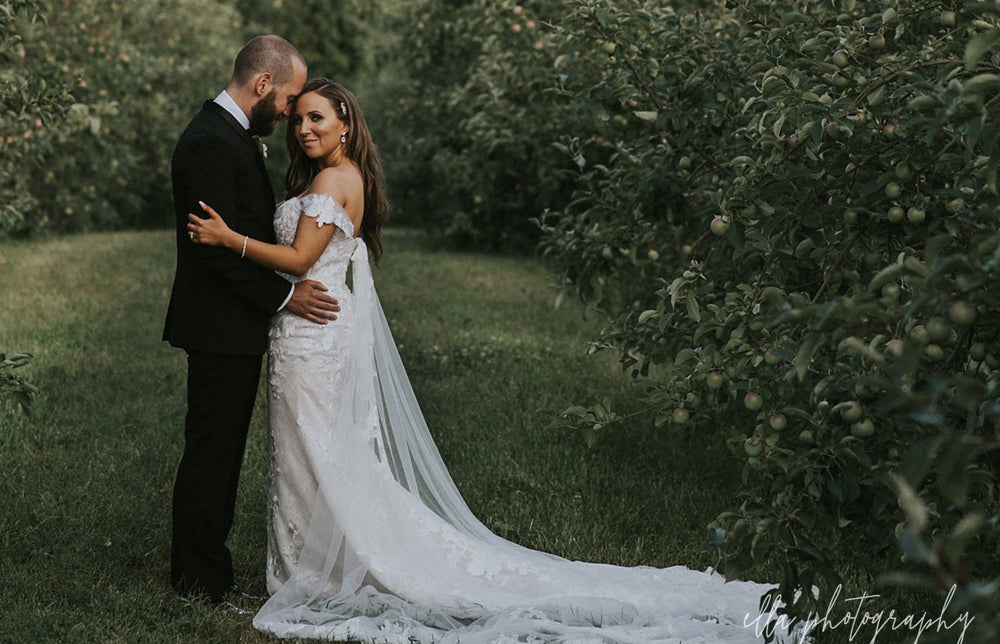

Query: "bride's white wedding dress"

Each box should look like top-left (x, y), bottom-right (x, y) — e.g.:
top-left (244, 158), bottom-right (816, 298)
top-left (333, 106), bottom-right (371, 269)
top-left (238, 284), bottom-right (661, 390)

top-left (254, 194), bottom-right (786, 643)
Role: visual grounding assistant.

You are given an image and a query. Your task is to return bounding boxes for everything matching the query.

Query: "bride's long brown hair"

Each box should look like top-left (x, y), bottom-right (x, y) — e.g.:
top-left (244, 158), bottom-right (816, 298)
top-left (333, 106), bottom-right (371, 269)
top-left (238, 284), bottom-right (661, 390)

top-left (285, 79), bottom-right (388, 262)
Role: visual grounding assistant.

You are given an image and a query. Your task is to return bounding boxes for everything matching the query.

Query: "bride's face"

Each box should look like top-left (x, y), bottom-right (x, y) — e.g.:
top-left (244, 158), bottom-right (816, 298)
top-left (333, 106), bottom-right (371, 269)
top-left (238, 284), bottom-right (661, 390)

top-left (292, 92), bottom-right (349, 165)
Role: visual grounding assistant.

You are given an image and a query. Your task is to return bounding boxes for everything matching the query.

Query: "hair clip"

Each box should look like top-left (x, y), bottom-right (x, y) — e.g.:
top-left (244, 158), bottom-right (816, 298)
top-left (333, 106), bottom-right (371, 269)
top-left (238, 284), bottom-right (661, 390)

top-left (340, 101), bottom-right (347, 115)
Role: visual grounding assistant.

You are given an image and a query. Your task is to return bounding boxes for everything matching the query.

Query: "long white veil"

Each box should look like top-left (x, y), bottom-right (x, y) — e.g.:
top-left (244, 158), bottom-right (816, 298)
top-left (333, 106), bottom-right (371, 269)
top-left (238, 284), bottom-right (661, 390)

top-left (253, 239), bottom-right (788, 643)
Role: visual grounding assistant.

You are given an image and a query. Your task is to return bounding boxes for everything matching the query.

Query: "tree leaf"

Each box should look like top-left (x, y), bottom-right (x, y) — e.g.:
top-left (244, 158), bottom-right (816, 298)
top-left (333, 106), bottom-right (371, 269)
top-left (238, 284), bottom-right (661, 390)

top-left (965, 29), bottom-right (1000, 69)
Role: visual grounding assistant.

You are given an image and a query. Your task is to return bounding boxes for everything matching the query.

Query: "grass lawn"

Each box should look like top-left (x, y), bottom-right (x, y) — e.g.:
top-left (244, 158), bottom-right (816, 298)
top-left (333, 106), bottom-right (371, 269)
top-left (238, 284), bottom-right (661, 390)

top-left (0, 228), bottom-right (766, 642)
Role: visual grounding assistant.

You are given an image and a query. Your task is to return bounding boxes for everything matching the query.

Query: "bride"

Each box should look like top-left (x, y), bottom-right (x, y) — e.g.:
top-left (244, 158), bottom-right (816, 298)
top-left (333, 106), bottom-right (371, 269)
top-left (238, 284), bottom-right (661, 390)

top-left (187, 78), bottom-right (786, 643)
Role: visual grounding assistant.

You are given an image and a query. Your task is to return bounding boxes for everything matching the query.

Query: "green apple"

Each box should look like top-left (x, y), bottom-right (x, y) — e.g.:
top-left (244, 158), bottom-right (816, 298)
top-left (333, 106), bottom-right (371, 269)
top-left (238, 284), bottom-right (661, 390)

top-left (906, 207), bottom-right (925, 223)
top-left (970, 342), bottom-right (986, 362)
top-left (832, 49), bottom-right (849, 68)
top-left (678, 155), bottom-right (693, 170)
top-left (850, 418), bottom-right (875, 438)
top-left (927, 317), bottom-right (951, 343)
top-left (840, 401), bottom-right (863, 423)
top-left (881, 283), bottom-right (900, 302)
top-left (948, 301), bottom-right (976, 326)
top-left (894, 162), bottom-right (912, 180)
top-left (884, 182), bottom-right (902, 199)
top-left (685, 392), bottom-right (702, 408)
top-left (940, 11), bottom-right (957, 27)
top-left (924, 343), bottom-right (945, 362)
top-left (843, 208), bottom-right (858, 224)
top-left (710, 216), bottom-right (730, 236)
top-left (743, 437), bottom-right (763, 457)
top-left (798, 429), bottom-right (815, 445)
top-left (886, 338), bottom-right (904, 357)
top-left (601, 246), bottom-right (614, 260)
top-left (744, 392), bottom-right (764, 411)
top-left (910, 324), bottom-right (929, 345)
top-left (672, 407), bottom-right (690, 424)
top-left (945, 198), bottom-right (965, 214)
top-left (647, 249), bottom-right (660, 261)
top-left (764, 349), bottom-right (782, 365)
top-left (769, 413), bottom-right (787, 431)
top-left (706, 371), bottom-right (725, 389)
top-left (868, 33), bottom-right (885, 49)
top-left (887, 206), bottom-right (905, 223)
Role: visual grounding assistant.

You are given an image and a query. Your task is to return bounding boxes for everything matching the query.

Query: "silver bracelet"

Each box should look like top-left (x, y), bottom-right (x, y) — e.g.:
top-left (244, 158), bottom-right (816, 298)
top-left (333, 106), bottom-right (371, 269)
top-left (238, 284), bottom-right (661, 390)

top-left (241, 235), bottom-right (248, 259)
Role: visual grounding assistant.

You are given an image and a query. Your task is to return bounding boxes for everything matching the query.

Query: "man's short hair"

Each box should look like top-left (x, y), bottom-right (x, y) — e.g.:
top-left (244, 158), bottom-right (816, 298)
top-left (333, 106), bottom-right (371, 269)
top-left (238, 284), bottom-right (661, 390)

top-left (231, 35), bottom-right (305, 87)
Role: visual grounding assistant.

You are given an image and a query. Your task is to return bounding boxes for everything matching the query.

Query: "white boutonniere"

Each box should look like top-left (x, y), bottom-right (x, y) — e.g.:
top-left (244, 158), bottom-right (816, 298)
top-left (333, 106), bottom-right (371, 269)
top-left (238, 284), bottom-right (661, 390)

top-left (253, 136), bottom-right (268, 159)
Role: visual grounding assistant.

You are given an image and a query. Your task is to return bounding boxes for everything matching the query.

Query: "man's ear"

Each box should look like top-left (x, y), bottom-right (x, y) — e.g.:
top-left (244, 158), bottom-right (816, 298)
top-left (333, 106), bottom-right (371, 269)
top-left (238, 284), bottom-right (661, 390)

top-left (254, 72), bottom-right (273, 97)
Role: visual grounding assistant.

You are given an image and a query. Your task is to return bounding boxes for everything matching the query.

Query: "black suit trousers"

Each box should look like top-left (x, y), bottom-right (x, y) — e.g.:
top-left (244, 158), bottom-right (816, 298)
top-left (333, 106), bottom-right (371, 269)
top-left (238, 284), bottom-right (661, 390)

top-left (170, 351), bottom-right (262, 600)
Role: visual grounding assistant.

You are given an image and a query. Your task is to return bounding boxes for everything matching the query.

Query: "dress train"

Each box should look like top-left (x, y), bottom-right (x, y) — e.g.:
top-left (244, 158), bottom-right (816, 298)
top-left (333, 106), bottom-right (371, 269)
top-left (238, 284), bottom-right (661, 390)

top-left (254, 194), bottom-right (789, 643)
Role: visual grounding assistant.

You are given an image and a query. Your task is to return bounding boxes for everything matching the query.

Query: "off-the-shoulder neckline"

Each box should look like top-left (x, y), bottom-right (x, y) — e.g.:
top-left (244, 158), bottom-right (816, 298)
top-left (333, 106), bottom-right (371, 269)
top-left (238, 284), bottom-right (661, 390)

top-left (288, 192), bottom-right (356, 238)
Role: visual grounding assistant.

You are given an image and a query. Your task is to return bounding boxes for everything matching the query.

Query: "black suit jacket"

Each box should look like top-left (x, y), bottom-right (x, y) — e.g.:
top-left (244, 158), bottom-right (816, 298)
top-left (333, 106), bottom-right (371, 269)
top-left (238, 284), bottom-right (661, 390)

top-left (163, 100), bottom-right (291, 355)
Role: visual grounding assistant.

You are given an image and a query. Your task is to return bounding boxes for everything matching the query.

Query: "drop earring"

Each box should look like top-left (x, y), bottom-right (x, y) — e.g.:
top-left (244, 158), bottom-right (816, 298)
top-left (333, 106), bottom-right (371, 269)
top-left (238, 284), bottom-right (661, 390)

top-left (341, 132), bottom-right (347, 144)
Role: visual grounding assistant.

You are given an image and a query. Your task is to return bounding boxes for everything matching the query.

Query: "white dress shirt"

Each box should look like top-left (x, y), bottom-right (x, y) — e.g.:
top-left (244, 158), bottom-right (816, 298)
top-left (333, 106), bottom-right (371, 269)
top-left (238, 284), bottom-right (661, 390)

top-left (213, 90), bottom-right (251, 129)
top-left (212, 91), bottom-right (294, 312)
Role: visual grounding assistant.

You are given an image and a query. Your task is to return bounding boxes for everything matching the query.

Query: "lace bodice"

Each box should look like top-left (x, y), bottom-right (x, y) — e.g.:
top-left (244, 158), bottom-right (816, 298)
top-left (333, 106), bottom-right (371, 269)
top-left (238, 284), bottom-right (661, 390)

top-left (269, 193), bottom-right (360, 354)
top-left (272, 193), bottom-right (356, 286)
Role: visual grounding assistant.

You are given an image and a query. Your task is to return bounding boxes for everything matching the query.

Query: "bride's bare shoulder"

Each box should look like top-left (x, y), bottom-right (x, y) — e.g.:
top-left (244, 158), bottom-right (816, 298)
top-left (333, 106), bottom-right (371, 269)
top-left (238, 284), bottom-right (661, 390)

top-left (309, 165), bottom-right (362, 202)
top-left (306, 166), bottom-right (364, 231)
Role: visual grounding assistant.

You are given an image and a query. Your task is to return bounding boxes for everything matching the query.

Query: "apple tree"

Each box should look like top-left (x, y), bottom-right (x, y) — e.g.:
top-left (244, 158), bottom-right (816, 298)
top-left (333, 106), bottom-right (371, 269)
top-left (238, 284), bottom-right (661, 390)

top-left (538, 0), bottom-right (999, 633)
top-left (2, 0), bottom-right (244, 237)
top-left (1, 0), bottom-right (73, 234)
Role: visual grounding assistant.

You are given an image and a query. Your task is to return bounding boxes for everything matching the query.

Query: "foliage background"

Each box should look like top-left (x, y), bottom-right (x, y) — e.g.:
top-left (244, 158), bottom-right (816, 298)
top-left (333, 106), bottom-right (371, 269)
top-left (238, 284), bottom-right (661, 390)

top-left (0, 0), bottom-right (368, 237)
top-left (3, 0), bottom-right (999, 640)
top-left (372, 0), bottom-right (1000, 637)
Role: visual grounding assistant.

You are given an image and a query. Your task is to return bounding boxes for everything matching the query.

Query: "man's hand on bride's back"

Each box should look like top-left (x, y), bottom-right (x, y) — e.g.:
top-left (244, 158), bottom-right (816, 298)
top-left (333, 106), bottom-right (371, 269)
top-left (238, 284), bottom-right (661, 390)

top-left (286, 280), bottom-right (340, 324)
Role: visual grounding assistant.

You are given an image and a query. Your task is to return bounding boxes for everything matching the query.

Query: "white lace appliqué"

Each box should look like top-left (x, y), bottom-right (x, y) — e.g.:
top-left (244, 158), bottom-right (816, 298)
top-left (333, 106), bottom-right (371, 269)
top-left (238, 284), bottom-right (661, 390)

top-left (298, 193), bottom-right (355, 236)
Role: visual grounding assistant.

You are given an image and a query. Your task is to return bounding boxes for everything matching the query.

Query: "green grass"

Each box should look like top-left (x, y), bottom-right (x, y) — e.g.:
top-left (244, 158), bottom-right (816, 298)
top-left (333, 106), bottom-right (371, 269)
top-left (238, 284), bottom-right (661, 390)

top-left (0, 228), bottom-right (761, 643)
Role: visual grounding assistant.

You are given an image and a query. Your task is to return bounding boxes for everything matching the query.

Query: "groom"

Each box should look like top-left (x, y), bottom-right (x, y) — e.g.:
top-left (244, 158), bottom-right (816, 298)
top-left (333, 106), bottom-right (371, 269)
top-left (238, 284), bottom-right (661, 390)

top-left (163, 35), bottom-right (339, 604)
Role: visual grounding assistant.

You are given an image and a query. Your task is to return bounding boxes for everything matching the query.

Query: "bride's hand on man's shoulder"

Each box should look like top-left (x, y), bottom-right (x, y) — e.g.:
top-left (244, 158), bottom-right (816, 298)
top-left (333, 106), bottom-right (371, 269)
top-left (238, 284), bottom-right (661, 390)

top-left (187, 201), bottom-right (234, 248)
